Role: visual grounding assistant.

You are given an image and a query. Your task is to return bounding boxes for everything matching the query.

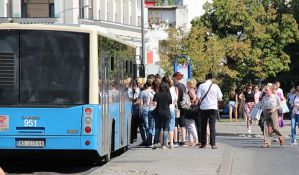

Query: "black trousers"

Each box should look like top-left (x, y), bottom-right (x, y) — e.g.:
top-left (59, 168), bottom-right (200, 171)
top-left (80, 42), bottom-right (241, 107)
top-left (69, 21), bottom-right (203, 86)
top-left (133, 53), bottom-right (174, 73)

top-left (130, 113), bottom-right (139, 143)
top-left (200, 109), bottom-right (217, 146)
top-left (194, 112), bottom-right (202, 142)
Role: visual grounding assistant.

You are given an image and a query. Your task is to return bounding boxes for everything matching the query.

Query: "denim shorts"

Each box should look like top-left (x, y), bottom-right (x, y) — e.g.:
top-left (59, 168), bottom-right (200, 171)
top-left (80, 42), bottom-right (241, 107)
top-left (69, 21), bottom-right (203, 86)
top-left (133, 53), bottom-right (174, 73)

top-left (169, 108), bottom-right (175, 131)
top-left (229, 101), bottom-right (236, 108)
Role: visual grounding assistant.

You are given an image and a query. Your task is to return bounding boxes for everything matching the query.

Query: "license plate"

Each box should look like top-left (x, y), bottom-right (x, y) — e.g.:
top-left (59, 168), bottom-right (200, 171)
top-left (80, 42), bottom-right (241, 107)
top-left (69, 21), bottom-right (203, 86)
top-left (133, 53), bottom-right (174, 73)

top-left (16, 140), bottom-right (45, 148)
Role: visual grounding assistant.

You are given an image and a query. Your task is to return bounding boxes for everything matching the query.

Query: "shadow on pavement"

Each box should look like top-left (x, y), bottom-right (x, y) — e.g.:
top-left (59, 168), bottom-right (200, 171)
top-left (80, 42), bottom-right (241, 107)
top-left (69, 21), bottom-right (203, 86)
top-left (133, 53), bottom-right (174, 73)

top-left (0, 151), bottom-right (98, 174)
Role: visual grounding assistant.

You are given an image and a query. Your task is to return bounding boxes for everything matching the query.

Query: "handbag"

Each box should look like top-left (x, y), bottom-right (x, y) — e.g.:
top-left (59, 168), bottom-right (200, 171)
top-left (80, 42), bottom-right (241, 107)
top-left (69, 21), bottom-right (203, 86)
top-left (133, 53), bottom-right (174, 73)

top-left (175, 105), bottom-right (180, 118)
top-left (251, 103), bottom-right (262, 121)
top-left (278, 116), bottom-right (284, 128)
top-left (280, 102), bottom-right (289, 114)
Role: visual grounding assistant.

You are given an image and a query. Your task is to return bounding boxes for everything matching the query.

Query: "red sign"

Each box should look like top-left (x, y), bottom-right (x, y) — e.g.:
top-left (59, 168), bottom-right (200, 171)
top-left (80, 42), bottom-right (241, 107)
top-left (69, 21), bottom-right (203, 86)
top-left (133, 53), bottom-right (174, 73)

top-left (145, 0), bottom-right (156, 7)
top-left (147, 51), bottom-right (153, 64)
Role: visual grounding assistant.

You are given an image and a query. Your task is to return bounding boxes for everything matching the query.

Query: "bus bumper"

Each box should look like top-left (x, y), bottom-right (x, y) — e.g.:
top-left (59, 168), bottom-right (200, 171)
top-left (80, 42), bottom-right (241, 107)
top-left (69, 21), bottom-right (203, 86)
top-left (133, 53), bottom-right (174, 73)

top-left (0, 135), bottom-right (99, 151)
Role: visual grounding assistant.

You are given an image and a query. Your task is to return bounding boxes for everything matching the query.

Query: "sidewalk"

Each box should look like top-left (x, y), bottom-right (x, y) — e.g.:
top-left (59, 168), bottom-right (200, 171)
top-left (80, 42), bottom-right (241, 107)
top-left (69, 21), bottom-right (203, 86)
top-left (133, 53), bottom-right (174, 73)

top-left (90, 120), bottom-right (293, 175)
top-left (216, 119), bottom-right (291, 138)
top-left (90, 144), bottom-right (232, 175)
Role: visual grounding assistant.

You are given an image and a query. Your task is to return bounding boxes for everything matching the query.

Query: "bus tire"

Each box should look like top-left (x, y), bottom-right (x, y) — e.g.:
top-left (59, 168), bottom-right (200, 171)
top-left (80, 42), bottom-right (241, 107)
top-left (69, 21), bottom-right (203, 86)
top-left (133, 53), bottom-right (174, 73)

top-left (104, 152), bottom-right (111, 163)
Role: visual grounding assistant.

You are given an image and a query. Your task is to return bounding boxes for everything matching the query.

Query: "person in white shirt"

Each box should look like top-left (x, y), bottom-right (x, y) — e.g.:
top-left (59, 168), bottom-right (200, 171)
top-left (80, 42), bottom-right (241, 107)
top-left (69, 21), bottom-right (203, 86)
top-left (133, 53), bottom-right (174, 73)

top-left (275, 81), bottom-right (284, 96)
top-left (196, 73), bottom-right (223, 149)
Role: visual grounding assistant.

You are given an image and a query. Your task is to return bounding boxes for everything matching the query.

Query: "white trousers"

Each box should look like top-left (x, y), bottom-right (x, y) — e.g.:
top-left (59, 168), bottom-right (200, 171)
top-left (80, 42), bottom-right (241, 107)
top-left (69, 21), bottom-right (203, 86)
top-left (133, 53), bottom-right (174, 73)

top-left (185, 119), bottom-right (198, 142)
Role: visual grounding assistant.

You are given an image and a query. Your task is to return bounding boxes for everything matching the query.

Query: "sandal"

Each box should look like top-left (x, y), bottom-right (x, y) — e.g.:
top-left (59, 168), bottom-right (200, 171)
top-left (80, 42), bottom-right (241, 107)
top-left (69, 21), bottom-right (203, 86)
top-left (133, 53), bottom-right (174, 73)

top-left (261, 144), bottom-right (271, 148)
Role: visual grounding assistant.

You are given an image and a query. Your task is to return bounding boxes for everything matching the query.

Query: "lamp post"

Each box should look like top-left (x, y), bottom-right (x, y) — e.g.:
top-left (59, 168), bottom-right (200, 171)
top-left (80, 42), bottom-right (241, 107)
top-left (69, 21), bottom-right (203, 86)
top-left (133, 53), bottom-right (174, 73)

top-left (141, 0), bottom-right (145, 67)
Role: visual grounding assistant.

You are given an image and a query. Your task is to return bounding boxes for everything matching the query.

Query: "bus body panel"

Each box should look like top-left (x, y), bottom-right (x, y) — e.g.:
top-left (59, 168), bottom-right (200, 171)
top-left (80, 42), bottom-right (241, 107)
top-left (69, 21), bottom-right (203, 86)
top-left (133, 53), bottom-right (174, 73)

top-left (109, 102), bottom-right (120, 151)
top-left (0, 105), bottom-right (102, 151)
top-left (0, 106), bottom-right (83, 136)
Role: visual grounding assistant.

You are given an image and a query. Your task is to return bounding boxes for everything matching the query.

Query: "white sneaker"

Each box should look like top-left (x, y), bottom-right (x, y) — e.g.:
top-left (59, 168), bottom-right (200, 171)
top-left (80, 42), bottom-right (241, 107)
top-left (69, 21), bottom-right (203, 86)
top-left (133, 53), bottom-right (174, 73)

top-left (290, 142), bottom-right (298, 146)
top-left (162, 146), bottom-right (167, 150)
top-left (248, 128), bottom-right (252, 134)
top-left (168, 144), bottom-right (174, 149)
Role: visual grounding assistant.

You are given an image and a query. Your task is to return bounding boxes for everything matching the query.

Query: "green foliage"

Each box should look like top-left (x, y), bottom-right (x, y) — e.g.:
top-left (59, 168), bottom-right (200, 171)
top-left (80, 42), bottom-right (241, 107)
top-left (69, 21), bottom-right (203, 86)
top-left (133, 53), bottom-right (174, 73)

top-left (201, 0), bottom-right (297, 78)
top-left (160, 0), bottom-right (299, 94)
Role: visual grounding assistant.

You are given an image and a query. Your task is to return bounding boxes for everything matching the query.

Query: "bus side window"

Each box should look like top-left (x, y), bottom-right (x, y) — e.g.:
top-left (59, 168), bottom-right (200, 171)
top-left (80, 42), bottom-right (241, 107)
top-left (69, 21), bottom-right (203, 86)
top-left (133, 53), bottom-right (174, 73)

top-left (125, 60), bottom-right (128, 76)
top-left (129, 61), bottom-right (133, 75)
top-left (110, 56), bottom-right (114, 71)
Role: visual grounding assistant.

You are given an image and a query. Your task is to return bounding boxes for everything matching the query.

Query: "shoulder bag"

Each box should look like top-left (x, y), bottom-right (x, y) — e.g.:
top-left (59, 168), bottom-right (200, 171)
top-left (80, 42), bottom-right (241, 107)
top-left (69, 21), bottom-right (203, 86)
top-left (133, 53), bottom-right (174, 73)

top-left (199, 82), bottom-right (213, 107)
top-left (175, 104), bottom-right (180, 118)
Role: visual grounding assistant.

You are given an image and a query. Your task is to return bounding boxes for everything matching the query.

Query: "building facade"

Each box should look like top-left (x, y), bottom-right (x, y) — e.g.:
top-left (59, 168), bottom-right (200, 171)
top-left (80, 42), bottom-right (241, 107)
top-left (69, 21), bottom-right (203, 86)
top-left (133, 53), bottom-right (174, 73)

top-left (0, 0), bottom-right (209, 75)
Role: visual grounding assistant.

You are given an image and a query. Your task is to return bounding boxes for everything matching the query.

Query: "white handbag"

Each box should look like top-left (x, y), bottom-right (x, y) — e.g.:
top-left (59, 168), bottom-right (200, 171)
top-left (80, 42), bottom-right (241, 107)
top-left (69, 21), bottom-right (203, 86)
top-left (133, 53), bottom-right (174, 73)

top-left (280, 102), bottom-right (290, 114)
top-left (251, 103), bottom-right (262, 121)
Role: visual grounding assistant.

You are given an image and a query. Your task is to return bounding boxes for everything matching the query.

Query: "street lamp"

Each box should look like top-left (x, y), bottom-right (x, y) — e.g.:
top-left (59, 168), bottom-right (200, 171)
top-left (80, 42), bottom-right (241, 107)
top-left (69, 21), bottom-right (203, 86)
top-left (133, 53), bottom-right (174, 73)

top-left (141, 0), bottom-right (145, 67)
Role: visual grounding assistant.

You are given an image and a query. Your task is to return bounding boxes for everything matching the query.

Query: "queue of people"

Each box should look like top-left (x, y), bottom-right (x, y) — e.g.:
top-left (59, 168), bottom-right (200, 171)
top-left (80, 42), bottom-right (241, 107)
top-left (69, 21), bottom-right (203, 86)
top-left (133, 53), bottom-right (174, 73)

top-left (130, 72), bottom-right (223, 149)
top-left (130, 71), bottom-right (299, 150)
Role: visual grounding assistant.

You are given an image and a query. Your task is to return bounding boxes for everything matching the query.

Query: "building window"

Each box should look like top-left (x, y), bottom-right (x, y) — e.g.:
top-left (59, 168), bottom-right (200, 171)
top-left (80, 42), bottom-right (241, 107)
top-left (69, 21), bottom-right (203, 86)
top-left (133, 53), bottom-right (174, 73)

top-left (21, 0), bottom-right (55, 18)
top-left (79, 0), bottom-right (84, 19)
top-left (49, 3), bottom-right (54, 18)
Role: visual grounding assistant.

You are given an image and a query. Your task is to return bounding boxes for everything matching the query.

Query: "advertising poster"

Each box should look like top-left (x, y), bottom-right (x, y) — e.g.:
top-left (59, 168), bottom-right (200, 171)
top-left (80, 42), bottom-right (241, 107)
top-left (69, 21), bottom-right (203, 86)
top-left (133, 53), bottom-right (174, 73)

top-left (176, 63), bottom-right (189, 86)
top-left (174, 55), bottom-right (192, 86)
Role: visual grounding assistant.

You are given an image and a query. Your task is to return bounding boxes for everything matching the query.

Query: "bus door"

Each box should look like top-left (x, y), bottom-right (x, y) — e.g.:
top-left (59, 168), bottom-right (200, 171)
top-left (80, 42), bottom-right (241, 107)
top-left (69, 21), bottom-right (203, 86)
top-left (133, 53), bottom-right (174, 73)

top-left (119, 59), bottom-right (125, 146)
top-left (101, 53), bottom-right (110, 155)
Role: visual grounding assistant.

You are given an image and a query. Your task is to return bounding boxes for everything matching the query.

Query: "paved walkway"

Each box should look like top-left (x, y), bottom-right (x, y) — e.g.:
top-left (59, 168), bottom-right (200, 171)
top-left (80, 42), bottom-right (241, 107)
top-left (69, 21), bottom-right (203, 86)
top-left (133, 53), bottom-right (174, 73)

top-left (90, 144), bottom-right (231, 175)
top-left (216, 119), bottom-right (291, 138)
top-left (90, 120), bottom-right (293, 175)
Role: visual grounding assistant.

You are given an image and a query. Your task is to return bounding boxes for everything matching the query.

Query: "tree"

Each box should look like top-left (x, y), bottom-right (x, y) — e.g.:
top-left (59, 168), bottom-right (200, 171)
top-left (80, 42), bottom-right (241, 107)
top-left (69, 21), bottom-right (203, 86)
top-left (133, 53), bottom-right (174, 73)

top-left (191, 0), bottom-right (298, 88)
top-left (159, 27), bottom-right (230, 81)
top-left (275, 0), bottom-right (299, 89)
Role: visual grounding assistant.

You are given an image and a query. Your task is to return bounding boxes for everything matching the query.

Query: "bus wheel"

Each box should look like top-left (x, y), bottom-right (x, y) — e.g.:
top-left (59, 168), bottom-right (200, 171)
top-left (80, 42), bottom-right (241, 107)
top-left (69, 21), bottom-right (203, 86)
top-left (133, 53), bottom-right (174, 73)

top-left (121, 145), bottom-right (128, 154)
top-left (104, 153), bottom-right (111, 163)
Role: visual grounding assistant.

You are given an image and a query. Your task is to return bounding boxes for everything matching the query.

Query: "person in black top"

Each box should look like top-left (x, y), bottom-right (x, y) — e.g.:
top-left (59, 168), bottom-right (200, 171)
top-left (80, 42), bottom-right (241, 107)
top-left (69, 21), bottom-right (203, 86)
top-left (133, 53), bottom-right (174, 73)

top-left (173, 72), bottom-right (187, 146)
top-left (152, 83), bottom-right (172, 149)
top-left (242, 84), bottom-right (255, 134)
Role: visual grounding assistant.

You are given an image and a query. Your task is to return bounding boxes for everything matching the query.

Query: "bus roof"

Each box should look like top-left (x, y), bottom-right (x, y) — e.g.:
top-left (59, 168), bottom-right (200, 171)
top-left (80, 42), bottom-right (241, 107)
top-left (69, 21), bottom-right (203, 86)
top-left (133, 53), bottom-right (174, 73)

top-left (0, 23), bottom-right (137, 49)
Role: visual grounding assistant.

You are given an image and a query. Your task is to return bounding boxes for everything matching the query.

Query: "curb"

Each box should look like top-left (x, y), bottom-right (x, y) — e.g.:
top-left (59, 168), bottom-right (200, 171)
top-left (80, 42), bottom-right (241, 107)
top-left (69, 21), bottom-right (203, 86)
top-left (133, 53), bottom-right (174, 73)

top-left (216, 133), bottom-right (291, 139)
top-left (216, 133), bottom-right (262, 138)
top-left (218, 144), bottom-right (233, 175)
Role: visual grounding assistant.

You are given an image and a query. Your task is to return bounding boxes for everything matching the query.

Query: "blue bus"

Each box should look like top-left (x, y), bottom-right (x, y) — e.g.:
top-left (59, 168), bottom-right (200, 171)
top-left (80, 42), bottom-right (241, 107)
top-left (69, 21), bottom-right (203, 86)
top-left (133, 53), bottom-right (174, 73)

top-left (0, 23), bottom-right (136, 163)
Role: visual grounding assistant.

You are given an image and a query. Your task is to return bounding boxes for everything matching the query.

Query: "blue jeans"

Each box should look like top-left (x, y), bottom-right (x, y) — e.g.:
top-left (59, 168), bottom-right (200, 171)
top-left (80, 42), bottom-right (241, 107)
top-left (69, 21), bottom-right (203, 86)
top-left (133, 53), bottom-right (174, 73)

top-left (148, 110), bottom-right (155, 144)
top-left (291, 114), bottom-right (299, 142)
top-left (141, 109), bottom-right (150, 144)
